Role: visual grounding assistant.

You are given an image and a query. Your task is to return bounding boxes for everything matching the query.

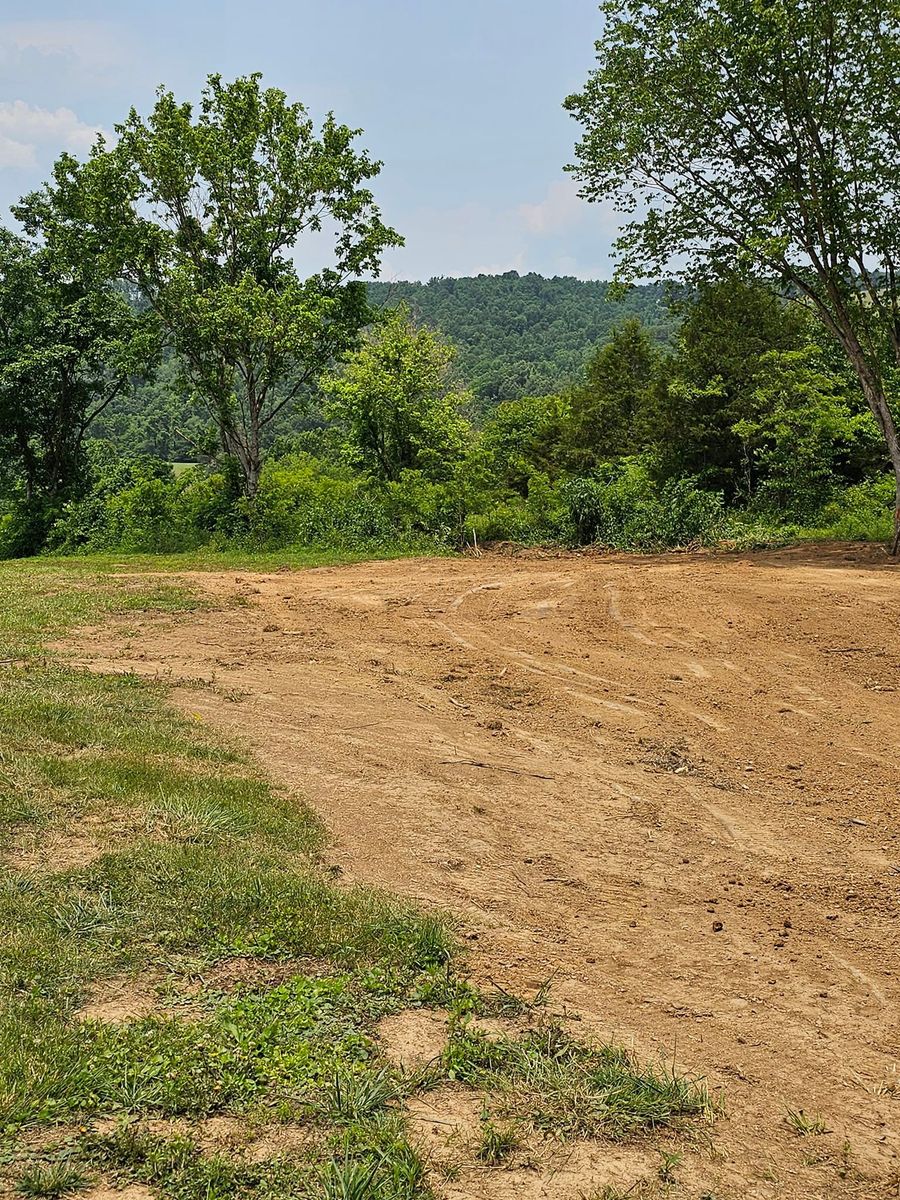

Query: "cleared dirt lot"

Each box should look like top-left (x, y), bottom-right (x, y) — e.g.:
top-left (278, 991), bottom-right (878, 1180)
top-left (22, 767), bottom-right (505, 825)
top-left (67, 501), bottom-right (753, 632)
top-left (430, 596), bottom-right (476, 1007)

top-left (71, 545), bottom-right (899, 1197)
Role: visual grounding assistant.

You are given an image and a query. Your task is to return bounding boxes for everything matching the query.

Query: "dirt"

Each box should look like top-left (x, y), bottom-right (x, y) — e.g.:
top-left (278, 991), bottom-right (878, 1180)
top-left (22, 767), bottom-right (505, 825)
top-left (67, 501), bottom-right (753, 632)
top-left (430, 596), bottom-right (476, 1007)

top-left (379, 1007), bottom-right (449, 1071)
top-left (78, 974), bottom-right (160, 1023)
top-left (66, 544), bottom-right (900, 1198)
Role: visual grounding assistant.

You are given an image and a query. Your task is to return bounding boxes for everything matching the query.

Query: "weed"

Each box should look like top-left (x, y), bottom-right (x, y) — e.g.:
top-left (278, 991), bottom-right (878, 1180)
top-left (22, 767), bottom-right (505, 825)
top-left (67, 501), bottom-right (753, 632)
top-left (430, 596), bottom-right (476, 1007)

top-left (657, 1149), bottom-right (683, 1183)
top-left (785, 1107), bottom-right (829, 1136)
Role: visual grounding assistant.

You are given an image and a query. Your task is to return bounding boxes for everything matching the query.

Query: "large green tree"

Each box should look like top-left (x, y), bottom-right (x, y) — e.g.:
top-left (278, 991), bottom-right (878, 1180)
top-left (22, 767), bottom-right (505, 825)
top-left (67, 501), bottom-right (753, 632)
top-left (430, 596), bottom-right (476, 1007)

top-left (322, 305), bottom-right (471, 482)
top-left (566, 0), bottom-right (900, 549)
top-left (646, 281), bottom-right (814, 494)
top-left (0, 229), bottom-right (153, 550)
top-left (17, 73), bottom-right (401, 497)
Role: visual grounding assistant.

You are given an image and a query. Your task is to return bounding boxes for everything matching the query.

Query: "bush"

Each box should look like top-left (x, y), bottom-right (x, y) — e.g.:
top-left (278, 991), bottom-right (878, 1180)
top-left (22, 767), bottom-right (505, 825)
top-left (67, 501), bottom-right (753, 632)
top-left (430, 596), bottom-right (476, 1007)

top-left (47, 447), bottom-right (205, 554)
top-left (559, 459), bottom-right (725, 550)
top-left (0, 501), bottom-right (56, 559)
top-left (803, 475), bottom-right (895, 542)
top-left (31, 440), bottom-right (894, 560)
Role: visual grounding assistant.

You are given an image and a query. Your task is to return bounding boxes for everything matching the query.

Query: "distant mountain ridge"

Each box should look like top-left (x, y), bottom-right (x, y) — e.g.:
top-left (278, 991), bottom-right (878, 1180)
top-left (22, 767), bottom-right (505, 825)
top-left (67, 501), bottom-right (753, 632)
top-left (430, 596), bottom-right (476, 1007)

top-left (367, 271), bottom-right (677, 404)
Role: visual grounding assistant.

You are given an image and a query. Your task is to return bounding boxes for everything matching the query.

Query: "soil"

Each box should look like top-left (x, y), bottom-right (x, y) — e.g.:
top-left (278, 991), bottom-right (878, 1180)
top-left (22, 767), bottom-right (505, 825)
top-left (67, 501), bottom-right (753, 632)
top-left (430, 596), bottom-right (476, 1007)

top-left (66, 544), bottom-right (900, 1199)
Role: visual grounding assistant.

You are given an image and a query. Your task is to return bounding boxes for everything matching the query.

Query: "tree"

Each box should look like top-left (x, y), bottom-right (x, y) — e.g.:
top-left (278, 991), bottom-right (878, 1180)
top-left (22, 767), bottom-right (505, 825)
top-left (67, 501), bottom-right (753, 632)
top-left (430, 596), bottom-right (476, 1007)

top-left (565, 318), bottom-right (658, 468)
top-left (0, 228), bottom-right (153, 550)
top-left (321, 305), bottom-right (471, 482)
top-left (735, 346), bottom-right (882, 520)
top-left (478, 393), bottom-right (567, 495)
top-left (646, 281), bottom-right (813, 494)
top-left (17, 73), bottom-right (401, 497)
top-left (566, 0), bottom-right (900, 549)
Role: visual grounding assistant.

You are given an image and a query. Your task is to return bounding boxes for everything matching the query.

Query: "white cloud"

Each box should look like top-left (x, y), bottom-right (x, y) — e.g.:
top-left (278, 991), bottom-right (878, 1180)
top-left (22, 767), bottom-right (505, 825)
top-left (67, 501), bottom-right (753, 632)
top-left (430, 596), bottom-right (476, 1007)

top-left (0, 133), bottom-right (36, 170)
top-left (0, 100), bottom-right (104, 170)
top-left (518, 178), bottom-right (584, 236)
top-left (0, 20), bottom-right (125, 72)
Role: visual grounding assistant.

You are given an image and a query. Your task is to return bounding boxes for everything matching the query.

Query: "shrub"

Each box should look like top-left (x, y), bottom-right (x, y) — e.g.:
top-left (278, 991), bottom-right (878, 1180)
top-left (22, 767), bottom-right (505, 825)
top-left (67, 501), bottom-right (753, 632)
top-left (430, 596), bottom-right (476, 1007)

top-left (559, 459), bottom-right (725, 550)
top-left (803, 474), bottom-right (895, 542)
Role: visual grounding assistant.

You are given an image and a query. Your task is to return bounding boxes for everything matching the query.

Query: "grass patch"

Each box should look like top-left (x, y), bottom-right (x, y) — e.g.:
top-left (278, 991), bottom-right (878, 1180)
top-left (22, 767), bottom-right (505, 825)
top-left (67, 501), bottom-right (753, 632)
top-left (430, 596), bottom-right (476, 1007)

top-left (14, 1161), bottom-right (90, 1198)
top-left (40, 542), bottom-right (449, 574)
top-left (475, 1117), bottom-right (522, 1164)
top-left (444, 1021), bottom-right (712, 1140)
top-left (0, 557), bottom-right (714, 1197)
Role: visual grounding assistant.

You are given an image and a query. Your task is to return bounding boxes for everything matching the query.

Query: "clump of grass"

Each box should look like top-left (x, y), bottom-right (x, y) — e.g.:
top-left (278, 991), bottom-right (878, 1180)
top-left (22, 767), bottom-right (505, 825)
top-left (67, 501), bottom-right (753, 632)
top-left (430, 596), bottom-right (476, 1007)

top-left (785, 1107), bottom-right (830, 1136)
top-left (444, 1021), bottom-right (712, 1140)
top-left (321, 1154), bottom-right (383, 1200)
top-left (475, 1116), bottom-right (521, 1164)
top-left (15, 1162), bottom-right (90, 1198)
top-left (319, 1066), bottom-right (401, 1122)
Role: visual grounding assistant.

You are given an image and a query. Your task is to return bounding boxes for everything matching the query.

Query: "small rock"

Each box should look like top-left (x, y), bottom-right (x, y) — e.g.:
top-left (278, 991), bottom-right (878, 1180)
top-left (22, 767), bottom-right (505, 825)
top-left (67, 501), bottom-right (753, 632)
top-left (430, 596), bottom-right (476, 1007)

top-left (712, 920), bottom-right (724, 932)
top-left (849, 818), bottom-right (867, 827)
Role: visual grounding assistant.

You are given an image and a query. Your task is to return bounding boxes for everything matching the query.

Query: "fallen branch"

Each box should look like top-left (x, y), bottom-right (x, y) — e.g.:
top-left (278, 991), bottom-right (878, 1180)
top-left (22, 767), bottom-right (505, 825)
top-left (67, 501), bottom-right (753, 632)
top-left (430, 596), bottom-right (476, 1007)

top-left (439, 758), bottom-right (555, 780)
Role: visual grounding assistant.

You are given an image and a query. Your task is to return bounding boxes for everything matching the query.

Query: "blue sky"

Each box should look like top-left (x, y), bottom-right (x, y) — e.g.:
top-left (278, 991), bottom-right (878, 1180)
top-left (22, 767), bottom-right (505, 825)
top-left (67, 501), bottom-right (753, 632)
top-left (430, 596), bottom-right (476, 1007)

top-left (0, 1), bottom-right (618, 281)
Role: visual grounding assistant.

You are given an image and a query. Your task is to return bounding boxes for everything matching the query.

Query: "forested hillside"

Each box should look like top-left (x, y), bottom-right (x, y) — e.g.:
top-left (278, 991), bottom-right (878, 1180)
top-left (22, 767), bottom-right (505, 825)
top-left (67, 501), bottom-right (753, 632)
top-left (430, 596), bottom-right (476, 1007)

top-left (88, 273), bottom-right (676, 462)
top-left (367, 273), bottom-right (676, 404)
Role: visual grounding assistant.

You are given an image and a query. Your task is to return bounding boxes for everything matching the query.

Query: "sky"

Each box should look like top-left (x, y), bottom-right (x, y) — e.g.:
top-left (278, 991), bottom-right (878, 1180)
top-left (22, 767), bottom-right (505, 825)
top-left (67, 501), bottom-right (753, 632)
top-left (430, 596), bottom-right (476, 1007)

top-left (0, 1), bottom-right (619, 281)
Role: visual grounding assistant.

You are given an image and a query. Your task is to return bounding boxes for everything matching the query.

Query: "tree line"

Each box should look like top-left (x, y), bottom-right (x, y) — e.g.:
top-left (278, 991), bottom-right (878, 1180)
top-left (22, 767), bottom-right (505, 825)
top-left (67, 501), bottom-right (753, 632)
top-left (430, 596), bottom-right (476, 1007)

top-left (2, 0), bottom-right (899, 556)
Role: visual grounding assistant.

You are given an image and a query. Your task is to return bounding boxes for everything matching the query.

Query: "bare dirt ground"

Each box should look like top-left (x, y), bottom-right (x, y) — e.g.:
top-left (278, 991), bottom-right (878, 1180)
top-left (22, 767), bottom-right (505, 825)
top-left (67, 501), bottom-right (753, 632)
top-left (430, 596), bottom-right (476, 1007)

top-left (68, 544), bottom-right (900, 1198)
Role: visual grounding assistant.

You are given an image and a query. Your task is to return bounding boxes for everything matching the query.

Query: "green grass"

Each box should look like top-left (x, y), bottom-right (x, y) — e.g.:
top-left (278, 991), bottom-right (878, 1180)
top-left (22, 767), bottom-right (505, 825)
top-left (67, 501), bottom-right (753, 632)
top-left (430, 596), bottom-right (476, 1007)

top-left (785, 1107), bottom-right (830, 1136)
top-left (36, 541), bottom-right (450, 574)
top-left (444, 1022), bottom-right (712, 1140)
top-left (0, 557), bottom-right (714, 1198)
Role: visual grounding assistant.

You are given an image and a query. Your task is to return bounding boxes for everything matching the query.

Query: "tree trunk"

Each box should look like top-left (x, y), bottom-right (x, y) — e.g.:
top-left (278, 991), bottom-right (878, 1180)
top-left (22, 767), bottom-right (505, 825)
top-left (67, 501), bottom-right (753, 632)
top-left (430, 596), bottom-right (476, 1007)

top-left (222, 425), bottom-right (261, 499)
top-left (841, 340), bottom-right (900, 555)
top-left (244, 370), bottom-right (262, 500)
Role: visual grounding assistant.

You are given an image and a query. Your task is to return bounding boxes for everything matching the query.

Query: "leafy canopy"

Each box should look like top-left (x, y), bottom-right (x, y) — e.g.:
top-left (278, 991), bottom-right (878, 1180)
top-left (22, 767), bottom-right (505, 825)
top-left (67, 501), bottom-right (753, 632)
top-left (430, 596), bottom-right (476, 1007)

top-left (565, 0), bottom-right (900, 538)
top-left (322, 305), bottom-right (471, 483)
top-left (0, 228), bottom-right (154, 550)
top-left (16, 73), bottom-right (402, 496)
